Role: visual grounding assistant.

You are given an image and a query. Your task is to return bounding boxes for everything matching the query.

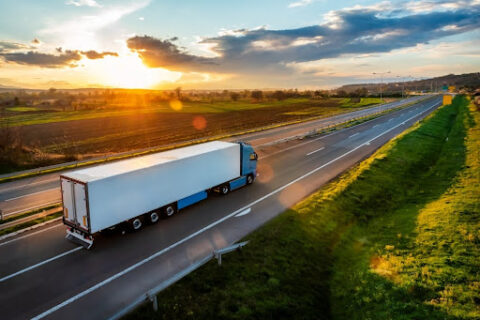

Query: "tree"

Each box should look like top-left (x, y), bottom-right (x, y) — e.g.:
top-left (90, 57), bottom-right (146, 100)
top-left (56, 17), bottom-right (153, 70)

top-left (251, 90), bottom-right (263, 101)
top-left (230, 92), bottom-right (240, 101)
top-left (272, 90), bottom-right (286, 101)
top-left (13, 97), bottom-right (20, 106)
top-left (174, 87), bottom-right (182, 100)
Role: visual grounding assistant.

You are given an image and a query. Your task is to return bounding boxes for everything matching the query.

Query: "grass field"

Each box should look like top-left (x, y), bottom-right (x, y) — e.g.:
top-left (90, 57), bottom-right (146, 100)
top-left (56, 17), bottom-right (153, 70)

top-left (124, 95), bottom-right (479, 319)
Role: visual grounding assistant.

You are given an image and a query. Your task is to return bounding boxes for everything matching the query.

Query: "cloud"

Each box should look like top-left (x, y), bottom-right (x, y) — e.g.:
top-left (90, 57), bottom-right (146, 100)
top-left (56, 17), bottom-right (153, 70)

top-left (1, 50), bottom-right (83, 68)
top-left (288, 0), bottom-right (314, 8)
top-left (0, 45), bottom-right (119, 68)
top-left (42, 1), bottom-right (151, 50)
top-left (127, 0), bottom-right (480, 75)
top-left (66, 0), bottom-right (101, 7)
top-left (126, 36), bottom-right (215, 71)
top-left (0, 41), bottom-right (33, 53)
top-left (80, 50), bottom-right (118, 59)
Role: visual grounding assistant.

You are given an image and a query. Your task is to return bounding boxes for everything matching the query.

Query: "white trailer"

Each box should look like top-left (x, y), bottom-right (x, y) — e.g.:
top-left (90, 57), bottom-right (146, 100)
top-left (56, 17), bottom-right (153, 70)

top-left (61, 141), bottom-right (258, 248)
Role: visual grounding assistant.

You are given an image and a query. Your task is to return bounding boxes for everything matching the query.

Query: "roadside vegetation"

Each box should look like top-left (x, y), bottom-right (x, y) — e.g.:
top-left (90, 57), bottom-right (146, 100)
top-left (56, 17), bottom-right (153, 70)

top-left (0, 210), bottom-right (62, 237)
top-left (125, 95), bottom-right (479, 319)
top-left (0, 88), bottom-right (394, 174)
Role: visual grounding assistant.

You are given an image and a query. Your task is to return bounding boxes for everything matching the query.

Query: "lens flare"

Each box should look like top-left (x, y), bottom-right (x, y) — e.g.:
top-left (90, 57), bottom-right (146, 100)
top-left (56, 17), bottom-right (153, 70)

top-left (169, 99), bottom-right (183, 111)
top-left (193, 116), bottom-right (207, 130)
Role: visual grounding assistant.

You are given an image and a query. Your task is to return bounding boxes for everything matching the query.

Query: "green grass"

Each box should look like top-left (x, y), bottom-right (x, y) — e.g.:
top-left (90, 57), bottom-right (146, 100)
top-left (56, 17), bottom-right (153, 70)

top-left (0, 211), bottom-right (62, 236)
top-left (6, 106), bottom-right (39, 112)
top-left (0, 203), bottom-right (61, 225)
top-left (340, 97), bottom-right (385, 108)
top-left (330, 95), bottom-right (478, 319)
top-left (124, 95), bottom-right (478, 320)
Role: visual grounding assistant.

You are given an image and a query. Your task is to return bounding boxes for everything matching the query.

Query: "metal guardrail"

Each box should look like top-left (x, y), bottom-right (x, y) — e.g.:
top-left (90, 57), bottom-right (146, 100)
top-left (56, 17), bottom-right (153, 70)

top-left (108, 241), bottom-right (249, 320)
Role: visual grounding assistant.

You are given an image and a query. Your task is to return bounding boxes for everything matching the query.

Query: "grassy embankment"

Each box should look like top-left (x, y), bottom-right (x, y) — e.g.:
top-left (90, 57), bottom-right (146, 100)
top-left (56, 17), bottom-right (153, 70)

top-left (125, 95), bottom-right (479, 319)
top-left (2, 97), bottom-right (384, 127)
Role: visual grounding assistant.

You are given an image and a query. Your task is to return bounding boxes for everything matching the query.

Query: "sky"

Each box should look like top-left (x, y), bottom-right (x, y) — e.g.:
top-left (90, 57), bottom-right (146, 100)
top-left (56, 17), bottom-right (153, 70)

top-left (0, 0), bottom-right (479, 90)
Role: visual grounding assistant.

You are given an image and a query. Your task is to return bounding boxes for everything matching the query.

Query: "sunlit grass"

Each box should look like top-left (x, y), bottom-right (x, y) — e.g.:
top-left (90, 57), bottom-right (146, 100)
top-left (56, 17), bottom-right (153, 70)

top-left (6, 106), bottom-right (39, 112)
top-left (340, 97), bottom-right (385, 108)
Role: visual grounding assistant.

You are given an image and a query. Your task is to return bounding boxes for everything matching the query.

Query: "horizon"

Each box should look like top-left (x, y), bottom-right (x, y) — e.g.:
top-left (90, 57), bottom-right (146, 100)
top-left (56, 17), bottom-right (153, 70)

top-left (0, 0), bottom-right (479, 90)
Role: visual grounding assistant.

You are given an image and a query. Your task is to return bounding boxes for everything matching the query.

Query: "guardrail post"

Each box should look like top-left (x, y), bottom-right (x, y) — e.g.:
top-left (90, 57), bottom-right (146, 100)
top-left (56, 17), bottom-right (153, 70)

top-left (147, 292), bottom-right (158, 311)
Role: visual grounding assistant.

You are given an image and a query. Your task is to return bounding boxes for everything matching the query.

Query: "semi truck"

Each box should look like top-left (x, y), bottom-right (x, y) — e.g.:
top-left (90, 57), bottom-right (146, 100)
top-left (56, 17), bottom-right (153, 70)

top-left (60, 141), bottom-right (258, 249)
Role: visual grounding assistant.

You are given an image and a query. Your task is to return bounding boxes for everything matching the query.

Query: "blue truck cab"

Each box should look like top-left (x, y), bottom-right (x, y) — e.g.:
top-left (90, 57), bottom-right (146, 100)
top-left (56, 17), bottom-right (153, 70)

top-left (177, 141), bottom-right (257, 211)
top-left (240, 141), bottom-right (258, 178)
top-left (224, 142), bottom-right (258, 192)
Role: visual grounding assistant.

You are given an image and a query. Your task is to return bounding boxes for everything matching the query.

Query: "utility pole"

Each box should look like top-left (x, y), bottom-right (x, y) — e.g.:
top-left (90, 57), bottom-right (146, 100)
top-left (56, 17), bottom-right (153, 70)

top-left (373, 71), bottom-right (391, 101)
top-left (396, 75), bottom-right (404, 98)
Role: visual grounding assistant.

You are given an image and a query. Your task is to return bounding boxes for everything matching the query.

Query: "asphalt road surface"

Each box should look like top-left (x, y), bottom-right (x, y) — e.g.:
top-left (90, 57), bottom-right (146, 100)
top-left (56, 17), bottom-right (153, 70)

top-left (0, 95), bottom-right (441, 320)
top-left (0, 96), bottom-right (425, 217)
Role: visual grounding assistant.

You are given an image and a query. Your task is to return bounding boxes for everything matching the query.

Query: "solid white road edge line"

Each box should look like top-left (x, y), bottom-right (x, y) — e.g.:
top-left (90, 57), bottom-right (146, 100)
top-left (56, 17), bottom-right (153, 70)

top-left (306, 147), bottom-right (325, 156)
top-left (234, 208), bottom-right (252, 218)
top-left (32, 99), bottom-right (441, 320)
top-left (4, 188), bottom-right (59, 202)
top-left (0, 220), bottom-right (63, 246)
top-left (0, 246), bottom-right (82, 282)
top-left (0, 177), bottom-right (59, 194)
top-left (3, 201), bottom-right (61, 217)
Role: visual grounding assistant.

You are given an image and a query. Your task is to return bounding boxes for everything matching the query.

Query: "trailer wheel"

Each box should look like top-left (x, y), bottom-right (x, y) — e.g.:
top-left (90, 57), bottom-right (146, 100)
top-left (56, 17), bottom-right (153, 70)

top-left (148, 211), bottom-right (160, 224)
top-left (131, 218), bottom-right (143, 231)
top-left (163, 204), bottom-right (177, 217)
top-left (220, 184), bottom-right (230, 195)
top-left (246, 174), bottom-right (254, 185)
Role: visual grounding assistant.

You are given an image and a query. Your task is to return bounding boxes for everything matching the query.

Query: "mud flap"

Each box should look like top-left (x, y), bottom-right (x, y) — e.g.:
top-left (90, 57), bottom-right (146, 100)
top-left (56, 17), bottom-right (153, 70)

top-left (66, 229), bottom-right (93, 249)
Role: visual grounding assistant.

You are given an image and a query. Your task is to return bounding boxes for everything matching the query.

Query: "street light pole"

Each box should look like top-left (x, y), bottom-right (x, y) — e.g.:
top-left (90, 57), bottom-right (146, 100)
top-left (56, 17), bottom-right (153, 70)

top-left (396, 75), bottom-right (404, 98)
top-left (373, 71), bottom-right (391, 102)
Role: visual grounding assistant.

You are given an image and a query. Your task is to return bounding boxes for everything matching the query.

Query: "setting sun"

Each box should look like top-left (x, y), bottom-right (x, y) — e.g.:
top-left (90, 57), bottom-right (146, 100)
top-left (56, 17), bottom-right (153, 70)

top-left (92, 52), bottom-right (181, 89)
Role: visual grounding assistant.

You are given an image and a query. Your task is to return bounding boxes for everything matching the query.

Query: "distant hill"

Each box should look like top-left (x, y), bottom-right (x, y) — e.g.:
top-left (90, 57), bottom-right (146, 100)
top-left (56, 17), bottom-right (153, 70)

top-left (337, 72), bottom-right (480, 94)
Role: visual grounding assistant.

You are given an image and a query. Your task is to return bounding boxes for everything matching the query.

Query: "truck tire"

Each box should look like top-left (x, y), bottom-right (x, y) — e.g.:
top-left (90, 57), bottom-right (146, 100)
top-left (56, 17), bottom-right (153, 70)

top-left (247, 174), bottom-right (254, 185)
top-left (163, 204), bottom-right (177, 217)
top-left (220, 184), bottom-right (229, 195)
top-left (148, 211), bottom-right (160, 224)
top-left (131, 218), bottom-right (143, 231)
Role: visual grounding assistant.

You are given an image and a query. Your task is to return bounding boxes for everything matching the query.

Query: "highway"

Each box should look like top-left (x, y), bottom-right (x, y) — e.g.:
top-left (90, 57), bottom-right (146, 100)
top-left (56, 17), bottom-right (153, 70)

top-left (0, 95), bottom-right (441, 319)
top-left (0, 96), bottom-right (424, 217)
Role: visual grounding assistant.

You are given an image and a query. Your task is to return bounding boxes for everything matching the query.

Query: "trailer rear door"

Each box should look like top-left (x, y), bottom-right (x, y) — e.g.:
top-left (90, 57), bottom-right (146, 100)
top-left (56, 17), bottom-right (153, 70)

top-left (61, 178), bottom-right (75, 225)
top-left (74, 183), bottom-right (89, 230)
top-left (61, 177), bottom-right (89, 231)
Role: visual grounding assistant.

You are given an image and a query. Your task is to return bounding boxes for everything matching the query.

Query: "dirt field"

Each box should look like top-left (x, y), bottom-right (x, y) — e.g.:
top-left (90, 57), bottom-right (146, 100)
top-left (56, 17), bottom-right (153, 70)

top-left (19, 100), bottom-right (347, 154)
top-left (1, 98), bottom-right (387, 173)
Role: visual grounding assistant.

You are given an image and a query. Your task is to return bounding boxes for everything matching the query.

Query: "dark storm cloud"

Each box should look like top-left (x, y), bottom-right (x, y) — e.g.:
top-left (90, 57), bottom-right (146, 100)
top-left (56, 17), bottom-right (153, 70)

top-left (127, 2), bottom-right (480, 73)
top-left (0, 44), bottom-right (119, 68)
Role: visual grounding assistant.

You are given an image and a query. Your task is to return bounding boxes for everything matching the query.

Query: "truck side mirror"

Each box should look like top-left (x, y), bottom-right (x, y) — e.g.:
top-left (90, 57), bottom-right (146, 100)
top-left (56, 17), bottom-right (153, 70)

top-left (250, 153), bottom-right (258, 160)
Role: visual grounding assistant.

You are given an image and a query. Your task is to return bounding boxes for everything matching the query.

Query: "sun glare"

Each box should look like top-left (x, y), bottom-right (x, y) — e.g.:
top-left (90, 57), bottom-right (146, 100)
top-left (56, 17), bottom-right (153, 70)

top-left (91, 52), bottom-right (181, 89)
